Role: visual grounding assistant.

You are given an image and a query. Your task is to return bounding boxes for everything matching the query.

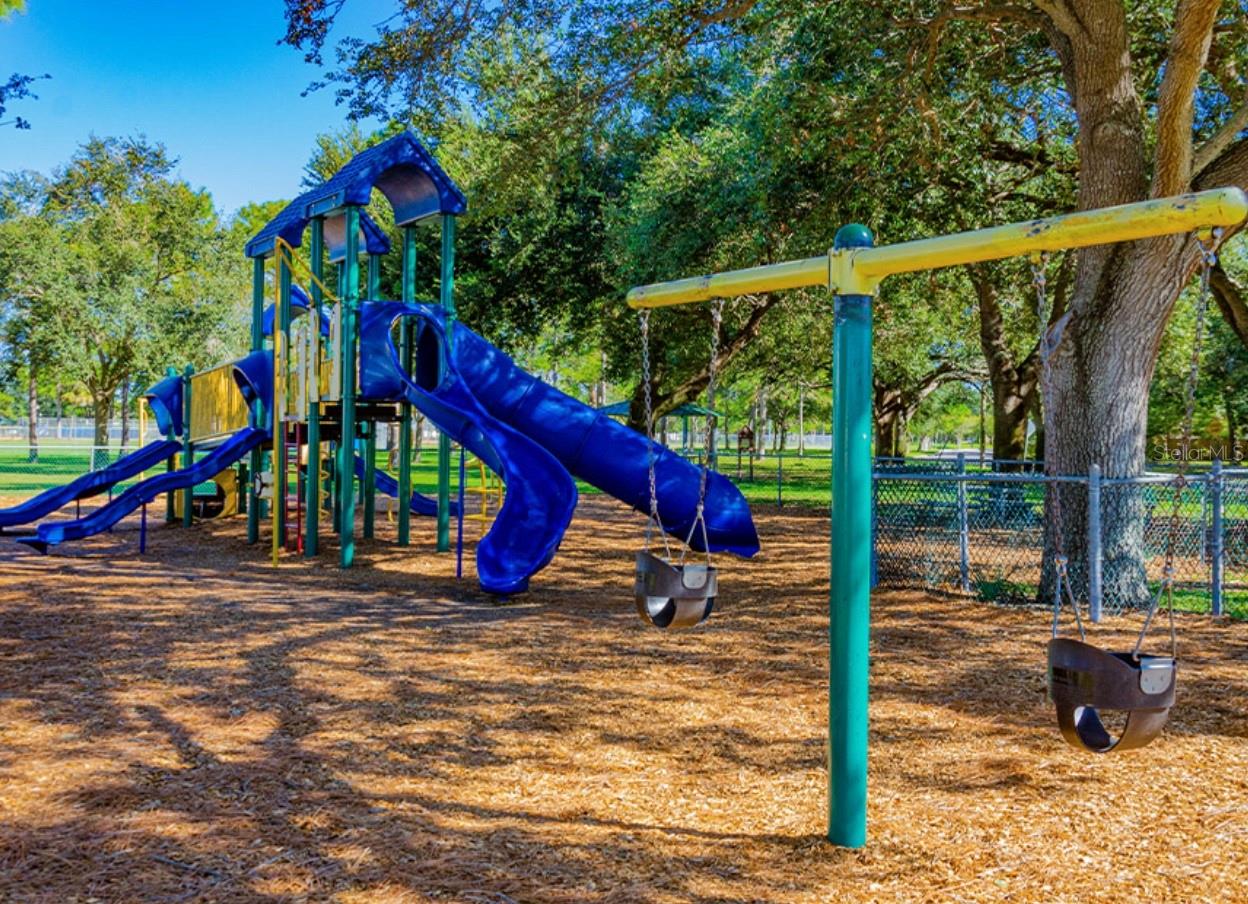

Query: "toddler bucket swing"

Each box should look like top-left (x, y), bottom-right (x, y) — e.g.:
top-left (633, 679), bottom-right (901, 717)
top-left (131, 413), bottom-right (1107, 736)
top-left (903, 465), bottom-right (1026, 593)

top-left (634, 300), bottom-right (727, 628)
top-left (1035, 229), bottom-right (1221, 752)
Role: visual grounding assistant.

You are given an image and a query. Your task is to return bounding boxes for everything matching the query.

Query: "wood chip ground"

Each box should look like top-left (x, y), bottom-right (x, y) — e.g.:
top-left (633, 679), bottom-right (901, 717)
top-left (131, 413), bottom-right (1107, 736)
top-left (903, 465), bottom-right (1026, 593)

top-left (1, 497), bottom-right (1245, 902)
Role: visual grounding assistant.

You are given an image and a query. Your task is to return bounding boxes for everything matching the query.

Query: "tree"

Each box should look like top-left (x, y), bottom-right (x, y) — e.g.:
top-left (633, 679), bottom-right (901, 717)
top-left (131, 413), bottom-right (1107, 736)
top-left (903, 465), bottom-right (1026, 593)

top-left (32, 137), bottom-right (248, 449)
top-left (0, 1), bottom-right (48, 130)
top-left (0, 207), bottom-right (71, 460)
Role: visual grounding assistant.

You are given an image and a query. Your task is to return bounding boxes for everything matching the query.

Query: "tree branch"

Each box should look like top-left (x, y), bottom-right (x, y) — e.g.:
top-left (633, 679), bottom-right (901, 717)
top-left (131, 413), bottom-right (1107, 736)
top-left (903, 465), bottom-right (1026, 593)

top-left (1194, 135), bottom-right (1248, 192)
top-left (1193, 100), bottom-right (1248, 178)
top-left (1151, 0), bottom-right (1221, 197)
top-left (1210, 263), bottom-right (1248, 349)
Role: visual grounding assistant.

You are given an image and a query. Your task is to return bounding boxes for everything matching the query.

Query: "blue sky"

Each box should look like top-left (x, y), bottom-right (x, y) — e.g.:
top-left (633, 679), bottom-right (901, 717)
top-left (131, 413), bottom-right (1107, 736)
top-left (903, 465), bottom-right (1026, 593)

top-left (0, 0), bottom-right (388, 215)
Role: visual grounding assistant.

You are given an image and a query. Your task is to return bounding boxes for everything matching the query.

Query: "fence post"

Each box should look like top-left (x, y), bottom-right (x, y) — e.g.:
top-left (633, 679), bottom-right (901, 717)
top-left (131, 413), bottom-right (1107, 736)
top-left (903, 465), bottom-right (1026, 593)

top-left (957, 453), bottom-right (970, 593)
top-left (870, 463), bottom-right (879, 589)
top-left (1211, 458), bottom-right (1224, 617)
top-left (777, 452), bottom-right (783, 507)
top-left (1087, 463), bottom-right (1103, 623)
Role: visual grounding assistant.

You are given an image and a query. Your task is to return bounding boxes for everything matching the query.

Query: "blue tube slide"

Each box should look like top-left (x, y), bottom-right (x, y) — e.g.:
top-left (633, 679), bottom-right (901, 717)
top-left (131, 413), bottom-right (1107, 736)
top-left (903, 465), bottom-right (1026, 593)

top-left (359, 302), bottom-right (577, 594)
top-left (18, 427), bottom-right (268, 551)
top-left (455, 319), bottom-right (759, 557)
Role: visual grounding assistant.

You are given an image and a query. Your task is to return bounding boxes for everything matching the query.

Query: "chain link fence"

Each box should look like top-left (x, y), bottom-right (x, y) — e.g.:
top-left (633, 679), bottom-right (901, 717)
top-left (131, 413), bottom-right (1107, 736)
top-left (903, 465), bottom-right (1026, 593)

top-left (873, 457), bottom-right (1248, 619)
top-left (4, 433), bottom-right (1245, 620)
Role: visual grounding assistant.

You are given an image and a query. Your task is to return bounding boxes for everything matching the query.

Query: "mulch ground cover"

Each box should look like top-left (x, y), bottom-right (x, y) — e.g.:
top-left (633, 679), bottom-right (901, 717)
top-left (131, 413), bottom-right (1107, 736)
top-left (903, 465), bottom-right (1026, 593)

top-left (1, 497), bottom-right (1245, 902)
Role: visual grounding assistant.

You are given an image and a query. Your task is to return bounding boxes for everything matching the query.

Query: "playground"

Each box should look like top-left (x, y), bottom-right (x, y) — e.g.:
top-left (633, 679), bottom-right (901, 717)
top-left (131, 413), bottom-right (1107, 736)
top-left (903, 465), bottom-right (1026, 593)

top-left (2, 500), bottom-right (1247, 902)
top-left (5, 2), bottom-right (1248, 898)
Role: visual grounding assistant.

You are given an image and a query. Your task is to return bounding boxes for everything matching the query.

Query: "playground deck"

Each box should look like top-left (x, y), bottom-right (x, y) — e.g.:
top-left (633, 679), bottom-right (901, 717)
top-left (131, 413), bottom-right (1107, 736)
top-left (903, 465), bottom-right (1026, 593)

top-left (1, 499), bottom-right (1245, 902)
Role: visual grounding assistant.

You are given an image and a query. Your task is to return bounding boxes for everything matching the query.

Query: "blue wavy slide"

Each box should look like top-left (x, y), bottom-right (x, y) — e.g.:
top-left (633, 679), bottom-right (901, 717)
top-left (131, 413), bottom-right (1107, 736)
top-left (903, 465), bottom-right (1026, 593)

top-left (360, 302), bottom-right (578, 594)
top-left (18, 427), bottom-right (267, 552)
top-left (0, 439), bottom-right (181, 530)
top-left (358, 301), bottom-right (759, 594)
top-left (351, 454), bottom-right (455, 517)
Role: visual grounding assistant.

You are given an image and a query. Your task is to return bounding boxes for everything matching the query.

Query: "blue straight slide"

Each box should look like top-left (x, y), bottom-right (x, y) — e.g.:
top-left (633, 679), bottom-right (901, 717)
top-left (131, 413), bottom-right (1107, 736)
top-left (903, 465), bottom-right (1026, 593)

top-left (351, 454), bottom-right (455, 517)
top-left (360, 303), bottom-right (578, 594)
top-left (0, 439), bottom-right (182, 530)
top-left (18, 427), bottom-right (267, 551)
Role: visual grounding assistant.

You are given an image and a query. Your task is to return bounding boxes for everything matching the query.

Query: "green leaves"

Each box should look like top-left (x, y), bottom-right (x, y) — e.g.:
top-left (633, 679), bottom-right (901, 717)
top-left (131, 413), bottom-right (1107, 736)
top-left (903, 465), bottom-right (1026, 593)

top-left (0, 136), bottom-right (250, 430)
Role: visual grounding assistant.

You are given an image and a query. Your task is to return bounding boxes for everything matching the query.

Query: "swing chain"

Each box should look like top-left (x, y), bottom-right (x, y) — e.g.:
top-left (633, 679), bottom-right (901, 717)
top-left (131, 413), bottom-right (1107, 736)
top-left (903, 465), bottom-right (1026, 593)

top-left (1031, 252), bottom-right (1081, 638)
top-left (640, 310), bottom-right (672, 558)
top-left (684, 298), bottom-right (726, 563)
top-left (1133, 227), bottom-right (1223, 659)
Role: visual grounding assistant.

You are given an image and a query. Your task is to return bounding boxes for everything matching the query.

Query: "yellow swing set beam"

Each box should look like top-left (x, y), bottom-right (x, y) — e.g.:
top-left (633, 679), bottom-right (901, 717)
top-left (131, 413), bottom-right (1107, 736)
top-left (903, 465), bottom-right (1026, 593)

top-left (626, 188), bottom-right (1248, 308)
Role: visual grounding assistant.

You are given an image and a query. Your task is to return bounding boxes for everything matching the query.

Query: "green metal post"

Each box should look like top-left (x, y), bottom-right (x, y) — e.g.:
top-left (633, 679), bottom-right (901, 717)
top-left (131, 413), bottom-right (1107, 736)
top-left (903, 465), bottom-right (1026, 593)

top-left (362, 252), bottom-right (381, 535)
top-left (828, 224), bottom-right (874, 849)
top-left (305, 218), bottom-right (324, 557)
top-left (337, 207), bottom-right (361, 567)
top-left (362, 421), bottom-right (376, 538)
top-left (397, 226), bottom-right (416, 546)
top-left (164, 365), bottom-right (178, 523)
top-left (436, 214), bottom-right (456, 552)
top-left (181, 364), bottom-right (194, 528)
top-left (332, 262), bottom-right (344, 535)
top-left (247, 256), bottom-right (265, 542)
top-left (367, 253), bottom-right (381, 299)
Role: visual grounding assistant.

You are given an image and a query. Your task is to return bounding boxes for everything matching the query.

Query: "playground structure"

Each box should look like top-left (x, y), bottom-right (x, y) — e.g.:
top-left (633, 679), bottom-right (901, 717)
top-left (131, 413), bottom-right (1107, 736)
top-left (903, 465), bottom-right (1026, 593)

top-left (0, 132), bottom-right (760, 597)
top-left (3, 129), bottom-right (1246, 854)
top-left (628, 187), bottom-right (1248, 847)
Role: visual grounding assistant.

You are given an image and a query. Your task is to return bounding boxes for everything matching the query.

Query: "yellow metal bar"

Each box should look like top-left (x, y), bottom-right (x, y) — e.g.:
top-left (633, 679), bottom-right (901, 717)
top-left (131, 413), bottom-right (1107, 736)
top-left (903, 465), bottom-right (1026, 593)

top-left (626, 255), bottom-right (828, 309)
top-left (844, 187), bottom-right (1248, 293)
top-left (274, 236), bottom-right (340, 303)
top-left (626, 187), bottom-right (1248, 306)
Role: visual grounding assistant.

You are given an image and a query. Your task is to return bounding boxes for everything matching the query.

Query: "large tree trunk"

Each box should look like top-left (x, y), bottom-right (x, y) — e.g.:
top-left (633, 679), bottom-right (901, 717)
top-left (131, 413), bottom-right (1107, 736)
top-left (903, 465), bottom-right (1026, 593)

top-left (873, 387), bottom-right (909, 458)
top-left (1034, 0), bottom-right (1234, 607)
top-left (92, 391), bottom-right (112, 469)
top-left (993, 386), bottom-right (1034, 464)
top-left (26, 360), bottom-right (38, 464)
top-left (1047, 242), bottom-right (1193, 605)
top-left (119, 382), bottom-right (131, 452)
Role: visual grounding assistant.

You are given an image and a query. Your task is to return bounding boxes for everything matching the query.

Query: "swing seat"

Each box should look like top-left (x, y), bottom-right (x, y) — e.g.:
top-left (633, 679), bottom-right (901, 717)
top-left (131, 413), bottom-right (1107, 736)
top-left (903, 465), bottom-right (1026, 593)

top-left (1047, 638), bottom-right (1176, 753)
top-left (634, 551), bottom-right (717, 629)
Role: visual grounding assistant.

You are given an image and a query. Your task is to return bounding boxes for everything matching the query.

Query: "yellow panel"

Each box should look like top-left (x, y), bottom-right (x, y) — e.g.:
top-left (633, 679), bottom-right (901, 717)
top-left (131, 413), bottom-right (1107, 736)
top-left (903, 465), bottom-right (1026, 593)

top-left (189, 362), bottom-right (249, 443)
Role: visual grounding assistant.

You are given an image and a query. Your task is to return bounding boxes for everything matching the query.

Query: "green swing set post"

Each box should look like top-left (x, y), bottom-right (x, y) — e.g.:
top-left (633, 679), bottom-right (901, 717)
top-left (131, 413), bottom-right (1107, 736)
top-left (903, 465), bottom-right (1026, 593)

top-left (397, 226), bottom-right (417, 546)
top-left (625, 187), bottom-right (1248, 849)
top-left (436, 214), bottom-right (456, 553)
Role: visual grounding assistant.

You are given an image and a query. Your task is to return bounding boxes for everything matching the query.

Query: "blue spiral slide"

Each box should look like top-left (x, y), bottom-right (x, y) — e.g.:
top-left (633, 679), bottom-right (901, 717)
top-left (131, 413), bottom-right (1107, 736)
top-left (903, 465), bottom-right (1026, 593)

top-left (358, 301), bottom-right (759, 594)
